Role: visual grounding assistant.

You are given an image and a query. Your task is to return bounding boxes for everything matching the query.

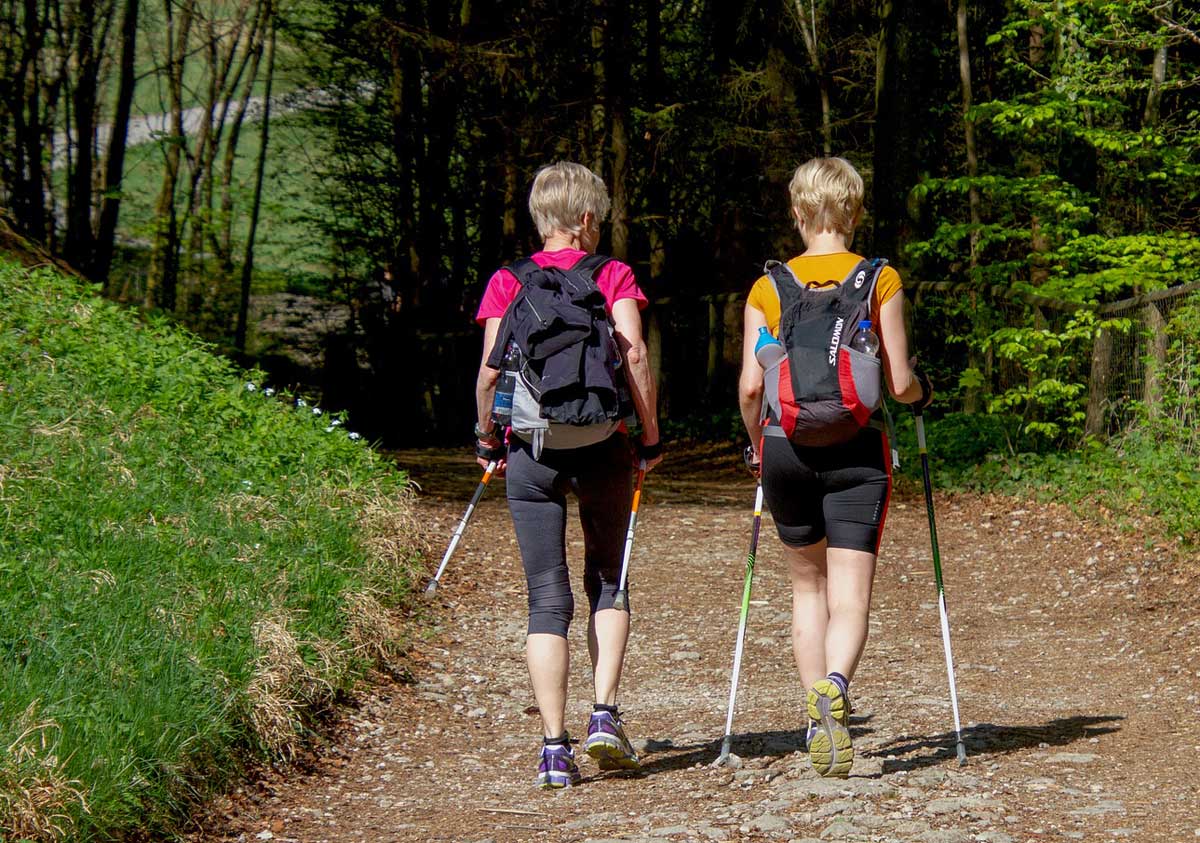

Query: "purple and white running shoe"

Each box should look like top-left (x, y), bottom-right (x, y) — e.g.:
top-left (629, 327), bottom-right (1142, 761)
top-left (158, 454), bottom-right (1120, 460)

top-left (536, 741), bottom-right (580, 789)
top-left (584, 710), bottom-right (641, 771)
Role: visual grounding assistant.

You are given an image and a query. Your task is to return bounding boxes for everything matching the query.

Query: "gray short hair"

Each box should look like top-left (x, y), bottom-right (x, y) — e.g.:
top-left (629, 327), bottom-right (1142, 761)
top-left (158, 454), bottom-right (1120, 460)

top-left (528, 161), bottom-right (611, 240)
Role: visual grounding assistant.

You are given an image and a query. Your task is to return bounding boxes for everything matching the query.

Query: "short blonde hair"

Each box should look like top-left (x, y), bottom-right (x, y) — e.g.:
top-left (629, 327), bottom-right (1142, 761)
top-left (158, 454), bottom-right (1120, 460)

top-left (528, 161), bottom-right (611, 240)
top-left (788, 157), bottom-right (864, 239)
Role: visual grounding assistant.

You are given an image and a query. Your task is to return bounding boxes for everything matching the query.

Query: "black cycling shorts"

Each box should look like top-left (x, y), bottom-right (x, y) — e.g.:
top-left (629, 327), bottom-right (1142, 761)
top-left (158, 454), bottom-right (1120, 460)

top-left (760, 426), bottom-right (891, 554)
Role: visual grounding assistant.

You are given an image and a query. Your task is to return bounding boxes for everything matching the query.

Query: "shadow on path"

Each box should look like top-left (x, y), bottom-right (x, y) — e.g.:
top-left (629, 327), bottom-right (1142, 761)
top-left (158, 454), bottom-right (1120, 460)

top-left (864, 714), bottom-right (1125, 773)
top-left (613, 714), bottom-right (1122, 779)
top-left (622, 718), bottom-right (878, 777)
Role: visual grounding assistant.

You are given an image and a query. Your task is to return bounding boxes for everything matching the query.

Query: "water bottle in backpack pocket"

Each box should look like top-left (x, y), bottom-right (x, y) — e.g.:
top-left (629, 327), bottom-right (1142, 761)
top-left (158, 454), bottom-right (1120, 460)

top-left (759, 259), bottom-right (887, 447)
top-left (492, 340), bottom-right (520, 428)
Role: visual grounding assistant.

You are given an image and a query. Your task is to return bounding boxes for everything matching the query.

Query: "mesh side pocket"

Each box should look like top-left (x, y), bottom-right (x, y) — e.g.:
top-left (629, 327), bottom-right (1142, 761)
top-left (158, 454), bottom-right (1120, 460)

top-left (843, 346), bottom-right (882, 413)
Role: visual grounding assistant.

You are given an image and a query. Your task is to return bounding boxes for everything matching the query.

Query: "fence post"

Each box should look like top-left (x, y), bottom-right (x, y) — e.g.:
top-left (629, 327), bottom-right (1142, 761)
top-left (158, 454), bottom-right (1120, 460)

top-left (1085, 322), bottom-right (1114, 437)
top-left (1142, 302), bottom-right (1167, 417)
top-left (705, 298), bottom-right (721, 399)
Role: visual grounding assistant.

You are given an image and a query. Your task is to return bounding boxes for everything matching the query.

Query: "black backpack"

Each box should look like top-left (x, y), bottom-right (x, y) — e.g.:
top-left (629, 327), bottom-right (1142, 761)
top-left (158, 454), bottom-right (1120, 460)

top-left (488, 255), bottom-right (633, 450)
top-left (760, 258), bottom-right (887, 446)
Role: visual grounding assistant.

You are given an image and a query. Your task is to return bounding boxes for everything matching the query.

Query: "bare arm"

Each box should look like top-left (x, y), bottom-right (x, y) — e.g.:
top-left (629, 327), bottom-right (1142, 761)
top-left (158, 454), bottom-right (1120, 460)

top-left (611, 298), bottom-right (662, 470)
top-left (474, 318), bottom-right (505, 471)
top-left (878, 290), bottom-right (928, 404)
top-left (738, 302), bottom-right (768, 457)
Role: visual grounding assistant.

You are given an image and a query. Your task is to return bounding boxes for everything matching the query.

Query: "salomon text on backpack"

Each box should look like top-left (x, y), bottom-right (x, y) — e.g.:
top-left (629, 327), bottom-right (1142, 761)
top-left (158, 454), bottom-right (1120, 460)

top-left (488, 255), bottom-right (634, 457)
top-left (759, 258), bottom-right (887, 447)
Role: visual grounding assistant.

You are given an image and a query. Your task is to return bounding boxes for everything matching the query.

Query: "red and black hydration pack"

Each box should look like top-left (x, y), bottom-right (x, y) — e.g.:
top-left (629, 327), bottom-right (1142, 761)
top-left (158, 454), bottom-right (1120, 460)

top-left (760, 257), bottom-right (888, 447)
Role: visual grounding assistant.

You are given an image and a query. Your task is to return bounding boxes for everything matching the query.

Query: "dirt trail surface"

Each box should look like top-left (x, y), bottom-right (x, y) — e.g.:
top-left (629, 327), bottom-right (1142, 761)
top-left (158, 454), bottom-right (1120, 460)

top-left (195, 444), bottom-right (1200, 843)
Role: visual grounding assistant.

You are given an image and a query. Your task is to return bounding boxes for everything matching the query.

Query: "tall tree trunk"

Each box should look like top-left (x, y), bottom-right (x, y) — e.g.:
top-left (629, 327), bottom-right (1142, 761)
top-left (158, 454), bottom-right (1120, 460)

top-left (792, 0), bottom-right (831, 155)
top-left (643, 0), bottom-right (667, 411)
top-left (94, 0), bottom-right (139, 287)
top-left (235, 13), bottom-right (274, 353)
top-left (146, 0), bottom-right (195, 310)
top-left (219, 6), bottom-right (267, 273)
top-left (956, 0), bottom-right (983, 412)
top-left (12, 0), bottom-right (50, 242)
top-left (1144, 9), bottom-right (1170, 127)
top-left (64, 0), bottom-right (102, 271)
top-left (590, 0), bottom-right (607, 175)
top-left (1026, 7), bottom-right (1049, 285)
top-left (607, 0), bottom-right (630, 261)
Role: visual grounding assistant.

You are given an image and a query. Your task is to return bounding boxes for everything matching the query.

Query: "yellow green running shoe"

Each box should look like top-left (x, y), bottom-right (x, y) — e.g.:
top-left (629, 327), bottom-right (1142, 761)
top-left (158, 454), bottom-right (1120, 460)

top-left (806, 678), bottom-right (852, 778)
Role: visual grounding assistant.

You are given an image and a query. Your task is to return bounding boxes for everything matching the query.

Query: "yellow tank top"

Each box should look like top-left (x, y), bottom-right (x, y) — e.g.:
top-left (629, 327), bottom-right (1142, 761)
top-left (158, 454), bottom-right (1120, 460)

top-left (746, 253), bottom-right (903, 335)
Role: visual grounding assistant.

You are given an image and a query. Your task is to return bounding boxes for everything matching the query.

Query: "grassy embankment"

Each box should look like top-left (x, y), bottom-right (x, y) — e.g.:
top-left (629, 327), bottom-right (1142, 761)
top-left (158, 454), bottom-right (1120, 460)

top-left (0, 260), bottom-right (423, 841)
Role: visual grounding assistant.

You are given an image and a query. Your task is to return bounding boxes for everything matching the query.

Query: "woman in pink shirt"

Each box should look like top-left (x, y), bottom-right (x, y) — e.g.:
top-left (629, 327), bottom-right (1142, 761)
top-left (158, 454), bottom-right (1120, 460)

top-left (474, 162), bottom-right (661, 788)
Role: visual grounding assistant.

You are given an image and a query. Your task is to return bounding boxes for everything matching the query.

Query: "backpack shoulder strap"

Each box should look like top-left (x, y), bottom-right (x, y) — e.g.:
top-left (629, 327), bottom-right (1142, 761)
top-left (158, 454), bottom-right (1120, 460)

top-left (764, 259), bottom-right (804, 310)
top-left (569, 253), bottom-right (613, 283)
top-left (508, 257), bottom-right (541, 286)
top-left (839, 258), bottom-right (887, 304)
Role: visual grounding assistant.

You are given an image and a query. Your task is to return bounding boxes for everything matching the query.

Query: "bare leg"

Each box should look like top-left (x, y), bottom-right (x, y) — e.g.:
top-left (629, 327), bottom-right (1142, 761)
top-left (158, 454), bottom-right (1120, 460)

top-left (823, 547), bottom-right (877, 681)
top-left (527, 633), bottom-right (569, 738)
top-left (786, 540), bottom-right (830, 690)
top-left (588, 608), bottom-right (629, 706)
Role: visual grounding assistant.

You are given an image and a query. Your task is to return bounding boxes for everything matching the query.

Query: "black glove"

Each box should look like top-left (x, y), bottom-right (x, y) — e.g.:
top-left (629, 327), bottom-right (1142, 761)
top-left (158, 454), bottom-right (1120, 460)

top-left (636, 439), bottom-right (662, 462)
top-left (475, 438), bottom-right (506, 462)
top-left (914, 370), bottom-right (934, 409)
top-left (743, 444), bottom-right (761, 476)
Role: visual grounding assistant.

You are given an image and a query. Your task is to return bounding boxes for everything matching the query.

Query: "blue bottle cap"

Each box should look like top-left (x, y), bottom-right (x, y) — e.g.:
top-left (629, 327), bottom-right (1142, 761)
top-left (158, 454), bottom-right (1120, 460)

top-left (858, 320), bottom-right (872, 330)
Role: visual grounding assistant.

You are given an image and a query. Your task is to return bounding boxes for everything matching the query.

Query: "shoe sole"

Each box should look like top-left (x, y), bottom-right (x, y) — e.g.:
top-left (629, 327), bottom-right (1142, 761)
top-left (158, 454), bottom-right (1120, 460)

top-left (807, 679), bottom-right (852, 778)
top-left (536, 770), bottom-right (580, 789)
top-left (585, 736), bottom-right (641, 771)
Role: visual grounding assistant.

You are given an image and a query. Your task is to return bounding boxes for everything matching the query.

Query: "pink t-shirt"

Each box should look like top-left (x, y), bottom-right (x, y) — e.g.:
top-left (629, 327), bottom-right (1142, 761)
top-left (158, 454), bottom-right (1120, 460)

top-left (475, 249), bottom-right (648, 324)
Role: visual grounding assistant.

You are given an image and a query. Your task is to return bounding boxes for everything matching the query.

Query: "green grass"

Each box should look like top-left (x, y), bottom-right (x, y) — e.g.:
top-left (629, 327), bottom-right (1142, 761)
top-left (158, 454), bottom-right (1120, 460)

top-left (0, 261), bottom-right (419, 840)
top-left (888, 411), bottom-right (1200, 548)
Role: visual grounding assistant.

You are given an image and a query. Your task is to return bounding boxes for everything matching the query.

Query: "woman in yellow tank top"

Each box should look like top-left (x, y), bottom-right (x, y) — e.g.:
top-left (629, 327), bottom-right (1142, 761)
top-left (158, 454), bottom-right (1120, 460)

top-left (737, 157), bottom-right (933, 778)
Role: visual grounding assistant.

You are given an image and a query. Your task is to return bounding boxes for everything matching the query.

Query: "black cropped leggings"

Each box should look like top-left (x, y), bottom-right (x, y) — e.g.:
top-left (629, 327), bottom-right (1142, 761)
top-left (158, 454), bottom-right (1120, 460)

top-left (505, 434), bottom-right (633, 637)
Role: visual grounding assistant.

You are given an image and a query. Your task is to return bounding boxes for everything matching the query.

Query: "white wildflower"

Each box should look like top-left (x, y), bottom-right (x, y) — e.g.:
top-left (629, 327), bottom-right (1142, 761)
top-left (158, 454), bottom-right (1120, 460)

top-left (312, 407), bottom-right (322, 416)
top-left (296, 398), bottom-right (307, 408)
top-left (245, 382), bottom-right (257, 392)
top-left (348, 432), bottom-right (361, 441)
top-left (263, 387), bottom-right (276, 397)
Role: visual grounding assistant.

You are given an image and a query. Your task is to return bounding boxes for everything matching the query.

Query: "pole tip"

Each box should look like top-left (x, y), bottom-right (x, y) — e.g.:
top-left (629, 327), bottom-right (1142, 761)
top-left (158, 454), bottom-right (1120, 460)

top-left (713, 736), bottom-right (733, 767)
top-left (423, 580), bottom-right (439, 597)
top-left (956, 742), bottom-right (967, 765)
top-left (612, 592), bottom-right (627, 612)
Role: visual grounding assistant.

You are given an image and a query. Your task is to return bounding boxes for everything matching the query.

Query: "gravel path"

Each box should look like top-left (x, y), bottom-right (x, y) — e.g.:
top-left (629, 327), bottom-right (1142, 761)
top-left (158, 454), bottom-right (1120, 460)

top-left (193, 443), bottom-right (1200, 843)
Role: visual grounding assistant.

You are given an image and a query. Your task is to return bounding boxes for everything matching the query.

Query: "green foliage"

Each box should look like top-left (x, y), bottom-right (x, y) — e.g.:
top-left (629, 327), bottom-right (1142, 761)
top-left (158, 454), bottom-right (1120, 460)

top-left (986, 309), bottom-right (1117, 443)
top-left (907, 0), bottom-right (1199, 443)
top-left (0, 262), bottom-right (416, 839)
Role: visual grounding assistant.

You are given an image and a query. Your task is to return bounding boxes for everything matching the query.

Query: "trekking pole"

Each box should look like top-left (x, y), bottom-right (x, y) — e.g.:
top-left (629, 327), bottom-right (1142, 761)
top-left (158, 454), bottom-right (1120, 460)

top-left (715, 481), bottom-right (764, 766)
top-left (913, 406), bottom-right (968, 765)
top-left (424, 460), bottom-right (497, 597)
top-left (611, 459), bottom-right (647, 613)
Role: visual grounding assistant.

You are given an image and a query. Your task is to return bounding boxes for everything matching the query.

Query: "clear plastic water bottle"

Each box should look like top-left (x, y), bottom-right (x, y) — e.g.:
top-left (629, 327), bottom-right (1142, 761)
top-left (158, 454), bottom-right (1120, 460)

top-left (849, 320), bottom-right (879, 356)
top-left (493, 341), bottom-right (519, 426)
top-left (754, 326), bottom-right (786, 368)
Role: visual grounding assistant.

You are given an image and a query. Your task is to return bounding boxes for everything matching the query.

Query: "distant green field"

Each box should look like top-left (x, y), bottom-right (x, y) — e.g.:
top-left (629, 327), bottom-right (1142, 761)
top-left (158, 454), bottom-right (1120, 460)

top-left (115, 111), bottom-right (331, 291)
top-left (124, 2), bottom-right (305, 118)
top-left (0, 261), bottom-right (419, 840)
